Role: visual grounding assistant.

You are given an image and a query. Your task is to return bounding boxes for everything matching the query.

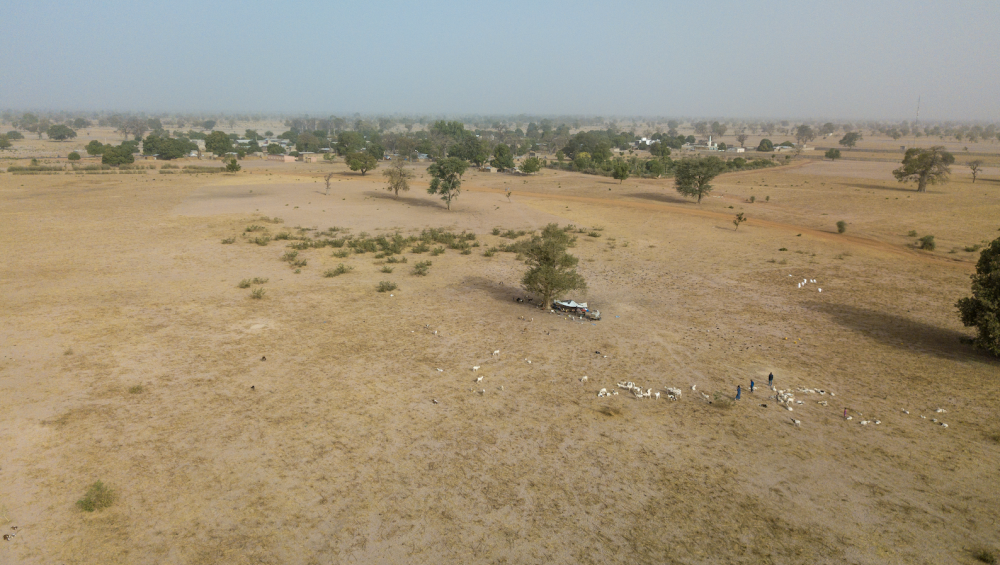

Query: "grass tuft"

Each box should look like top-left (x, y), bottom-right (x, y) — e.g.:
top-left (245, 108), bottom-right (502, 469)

top-left (412, 260), bottom-right (432, 276)
top-left (376, 281), bottom-right (398, 293)
top-left (380, 265), bottom-right (394, 273)
top-left (221, 237), bottom-right (236, 244)
top-left (128, 384), bottom-right (144, 394)
top-left (76, 481), bottom-right (114, 512)
top-left (250, 287), bottom-right (266, 299)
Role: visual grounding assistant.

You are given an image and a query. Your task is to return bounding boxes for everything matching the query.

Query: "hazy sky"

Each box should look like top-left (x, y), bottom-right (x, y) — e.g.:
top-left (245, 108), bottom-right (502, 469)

top-left (2, 0), bottom-right (998, 120)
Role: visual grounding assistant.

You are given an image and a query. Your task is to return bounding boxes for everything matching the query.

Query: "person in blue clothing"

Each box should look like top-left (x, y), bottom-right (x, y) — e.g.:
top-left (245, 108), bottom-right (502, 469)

top-left (750, 380), bottom-right (755, 393)
top-left (768, 372), bottom-right (774, 389)
top-left (736, 385), bottom-right (741, 400)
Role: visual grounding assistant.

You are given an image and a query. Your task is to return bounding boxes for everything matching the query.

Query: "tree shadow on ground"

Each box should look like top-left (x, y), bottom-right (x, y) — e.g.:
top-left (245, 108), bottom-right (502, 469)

top-left (803, 300), bottom-right (996, 364)
top-left (627, 192), bottom-right (695, 205)
top-left (841, 183), bottom-right (937, 194)
top-left (461, 275), bottom-right (539, 306)
top-left (363, 191), bottom-right (444, 209)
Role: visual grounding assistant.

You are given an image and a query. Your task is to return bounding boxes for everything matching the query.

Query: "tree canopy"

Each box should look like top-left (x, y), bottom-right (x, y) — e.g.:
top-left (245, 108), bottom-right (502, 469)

top-left (969, 159), bottom-right (984, 183)
top-left (756, 138), bottom-right (774, 152)
top-left (520, 224), bottom-right (587, 310)
top-left (143, 134), bottom-right (196, 160)
top-left (382, 159), bottom-right (413, 198)
top-left (825, 149), bottom-right (841, 161)
top-left (956, 235), bottom-right (1000, 356)
top-left (101, 144), bottom-right (135, 166)
top-left (267, 143), bottom-right (285, 155)
top-left (491, 143), bottom-right (514, 170)
top-left (892, 146), bottom-right (954, 192)
top-left (346, 152), bottom-right (378, 175)
top-left (674, 156), bottom-right (728, 203)
top-left (839, 132), bottom-right (862, 147)
top-left (0, 135), bottom-right (11, 151)
top-left (85, 139), bottom-right (107, 155)
top-left (427, 157), bottom-right (469, 210)
top-left (521, 156), bottom-right (542, 174)
top-left (68, 151), bottom-right (81, 161)
top-left (795, 125), bottom-right (815, 145)
top-left (46, 124), bottom-right (77, 141)
top-left (204, 131), bottom-right (233, 156)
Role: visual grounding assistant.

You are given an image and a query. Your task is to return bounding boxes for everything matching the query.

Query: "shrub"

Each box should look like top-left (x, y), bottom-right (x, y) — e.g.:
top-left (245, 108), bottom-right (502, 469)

top-left (76, 481), bottom-right (114, 512)
top-left (779, 247), bottom-right (788, 251)
top-left (281, 251), bottom-right (299, 262)
top-left (68, 151), bottom-right (81, 161)
top-left (253, 235), bottom-right (271, 246)
top-left (907, 230), bottom-right (918, 237)
top-left (238, 279), bottom-right (252, 288)
top-left (749, 195), bottom-right (755, 203)
top-left (381, 265), bottom-right (394, 273)
top-left (461, 249), bottom-right (472, 255)
top-left (376, 281), bottom-right (398, 292)
top-left (411, 242), bottom-right (430, 254)
top-left (836, 221), bottom-right (847, 234)
top-left (128, 384), bottom-right (144, 394)
top-left (974, 549), bottom-right (997, 565)
top-left (918, 235), bottom-right (936, 250)
top-left (332, 249), bottom-right (350, 258)
top-left (251, 277), bottom-right (268, 284)
top-left (250, 287), bottom-right (266, 299)
top-left (430, 246), bottom-right (445, 256)
top-left (587, 231), bottom-right (601, 238)
top-left (965, 244), bottom-right (982, 253)
top-left (324, 264), bottom-right (353, 277)
top-left (246, 225), bottom-right (267, 232)
top-left (412, 260), bottom-right (432, 276)
top-left (386, 255), bottom-right (407, 264)
top-left (221, 237), bottom-right (236, 244)
top-left (274, 232), bottom-right (291, 240)
top-left (483, 247), bottom-right (497, 257)
top-left (492, 227), bottom-right (501, 235)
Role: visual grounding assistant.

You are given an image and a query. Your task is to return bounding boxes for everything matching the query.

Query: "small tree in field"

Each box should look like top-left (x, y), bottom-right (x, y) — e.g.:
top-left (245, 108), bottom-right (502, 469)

top-left (836, 220), bottom-right (847, 233)
top-left (733, 213), bottom-right (746, 230)
top-left (674, 156), bottom-right (727, 203)
top-left (956, 235), bottom-right (1000, 356)
top-left (521, 224), bottom-right (587, 309)
top-left (382, 159), bottom-right (413, 198)
top-left (68, 151), bottom-right (81, 161)
top-left (427, 157), bottom-right (469, 210)
top-left (47, 124), bottom-right (77, 141)
top-left (225, 158), bottom-right (241, 172)
top-left (736, 133), bottom-right (749, 148)
top-left (825, 148), bottom-right (841, 161)
top-left (324, 172), bottom-right (335, 195)
top-left (612, 159), bottom-right (630, 183)
top-left (521, 156), bottom-right (542, 174)
top-left (968, 159), bottom-right (984, 183)
top-left (839, 132), bottom-right (862, 147)
top-left (0, 134), bottom-right (11, 150)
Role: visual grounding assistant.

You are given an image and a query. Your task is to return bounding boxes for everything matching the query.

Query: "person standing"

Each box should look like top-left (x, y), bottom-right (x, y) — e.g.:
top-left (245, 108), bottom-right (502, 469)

top-left (750, 380), bottom-right (755, 393)
top-left (768, 372), bottom-right (774, 390)
top-left (736, 385), bottom-right (741, 400)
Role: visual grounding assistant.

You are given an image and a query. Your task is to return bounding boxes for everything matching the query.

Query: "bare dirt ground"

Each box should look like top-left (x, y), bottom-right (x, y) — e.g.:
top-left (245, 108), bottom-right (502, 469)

top-left (1, 158), bottom-right (998, 564)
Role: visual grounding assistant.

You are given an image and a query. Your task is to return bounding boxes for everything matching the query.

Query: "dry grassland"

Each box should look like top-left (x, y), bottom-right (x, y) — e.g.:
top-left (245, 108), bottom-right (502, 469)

top-left (1, 155), bottom-right (998, 564)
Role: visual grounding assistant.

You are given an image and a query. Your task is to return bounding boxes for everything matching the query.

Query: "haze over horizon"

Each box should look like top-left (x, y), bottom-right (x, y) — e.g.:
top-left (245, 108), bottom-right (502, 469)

top-left (2, 0), bottom-right (998, 121)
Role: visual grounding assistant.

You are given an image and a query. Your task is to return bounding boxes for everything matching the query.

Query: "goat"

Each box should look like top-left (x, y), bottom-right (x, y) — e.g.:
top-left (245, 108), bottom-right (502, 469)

top-left (476, 376), bottom-right (483, 383)
top-left (472, 366), bottom-right (480, 372)
top-left (492, 350), bottom-right (500, 357)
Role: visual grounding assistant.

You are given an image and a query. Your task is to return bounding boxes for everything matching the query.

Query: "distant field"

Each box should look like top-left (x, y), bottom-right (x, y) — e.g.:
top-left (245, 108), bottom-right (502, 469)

top-left (1, 141), bottom-right (998, 564)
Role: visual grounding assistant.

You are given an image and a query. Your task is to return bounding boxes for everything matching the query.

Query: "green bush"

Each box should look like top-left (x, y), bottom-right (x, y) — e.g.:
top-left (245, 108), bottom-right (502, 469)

top-left (324, 264), bottom-right (353, 277)
top-left (836, 221), bottom-right (847, 234)
top-left (250, 287), bottom-right (266, 299)
top-left (376, 281), bottom-right (398, 292)
top-left (411, 242), bottom-right (430, 254)
top-left (76, 481), bottom-right (114, 512)
top-left (238, 279), bottom-right (252, 288)
top-left (221, 237), bottom-right (236, 244)
top-left (380, 265), bottom-right (394, 273)
top-left (430, 246), bottom-right (445, 256)
top-left (412, 260), bottom-right (432, 276)
top-left (918, 235), bottom-right (936, 250)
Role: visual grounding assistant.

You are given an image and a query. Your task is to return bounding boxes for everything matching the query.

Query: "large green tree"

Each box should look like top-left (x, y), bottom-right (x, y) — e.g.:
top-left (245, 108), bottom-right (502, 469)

top-left (956, 235), bottom-right (1000, 356)
top-left (756, 138), bottom-right (774, 152)
top-left (892, 146), bottom-right (954, 192)
top-left (521, 224), bottom-right (587, 310)
top-left (46, 124), bottom-right (77, 141)
top-left (267, 143), bottom-right (285, 155)
top-left (491, 143), bottom-right (514, 170)
top-left (427, 157), bottom-right (469, 210)
top-left (337, 131), bottom-right (366, 155)
top-left (795, 125), bottom-right (815, 145)
top-left (85, 140), bottom-right (107, 155)
top-left (102, 144), bottom-right (135, 166)
top-left (839, 132), bottom-right (862, 147)
top-left (204, 131), bottom-right (233, 156)
top-left (0, 134), bottom-right (11, 151)
top-left (521, 156), bottom-right (542, 174)
top-left (346, 152), bottom-right (378, 175)
top-left (674, 156), bottom-right (728, 203)
top-left (143, 134), bottom-right (196, 160)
